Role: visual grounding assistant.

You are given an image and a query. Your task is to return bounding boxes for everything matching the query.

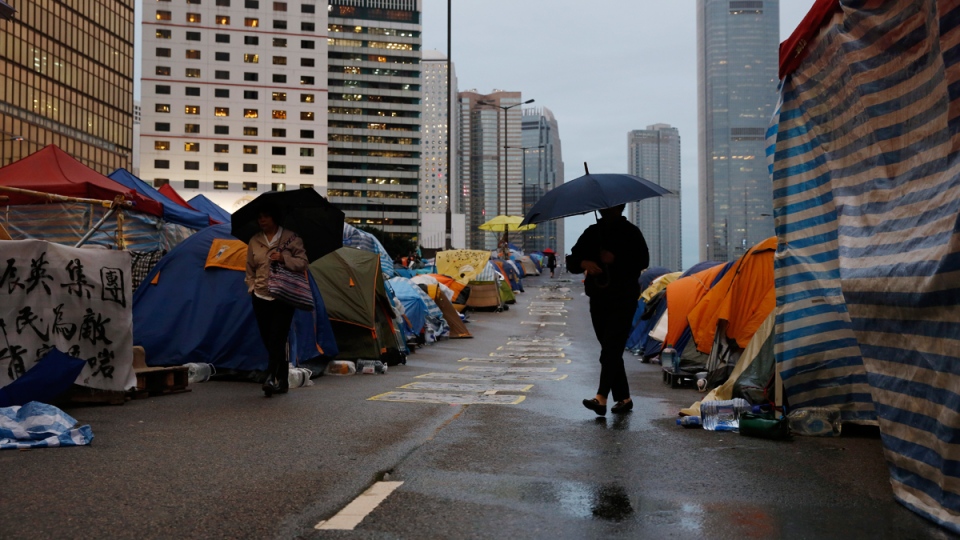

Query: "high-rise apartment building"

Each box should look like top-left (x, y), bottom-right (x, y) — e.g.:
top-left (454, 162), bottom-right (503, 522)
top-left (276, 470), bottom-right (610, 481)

top-left (0, 1), bottom-right (135, 172)
top-left (697, 0), bottom-right (779, 261)
top-left (459, 90), bottom-right (527, 251)
top-left (326, 0), bottom-right (422, 240)
top-left (521, 107), bottom-right (564, 255)
top-left (419, 49), bottom-right (464, 249)
top-left (628, 124), bottom-right (681, 271)
top-left (139, 0), bottom-right (328, 213)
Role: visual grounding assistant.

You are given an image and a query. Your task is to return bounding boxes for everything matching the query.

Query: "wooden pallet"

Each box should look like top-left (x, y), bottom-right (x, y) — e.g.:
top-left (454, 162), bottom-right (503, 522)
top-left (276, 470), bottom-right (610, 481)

top-left (130, 366), bottom-right (191, 399)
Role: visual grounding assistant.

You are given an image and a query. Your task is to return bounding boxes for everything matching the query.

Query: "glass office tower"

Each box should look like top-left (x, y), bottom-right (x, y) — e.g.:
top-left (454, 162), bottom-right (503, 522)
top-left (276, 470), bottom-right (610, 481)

top-left (629, 124), bottom-right (681, 271)
top-left (697, 0), bottom-right (779, 261)
top-left (0, 1), bottom-right (135, 173)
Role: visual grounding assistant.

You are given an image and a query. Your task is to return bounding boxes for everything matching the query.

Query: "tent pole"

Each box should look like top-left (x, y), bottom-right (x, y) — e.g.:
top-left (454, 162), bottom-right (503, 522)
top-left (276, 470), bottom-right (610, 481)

top-left (75, 206), bottom-right (117, 248)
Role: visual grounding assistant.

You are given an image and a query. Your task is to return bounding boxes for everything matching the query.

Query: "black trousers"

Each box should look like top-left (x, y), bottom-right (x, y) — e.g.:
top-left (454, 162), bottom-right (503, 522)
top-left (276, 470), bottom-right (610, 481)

top-left (251, 295), bottom-right (295, 388)
top-left (589, 295), bottom-right (637, 402)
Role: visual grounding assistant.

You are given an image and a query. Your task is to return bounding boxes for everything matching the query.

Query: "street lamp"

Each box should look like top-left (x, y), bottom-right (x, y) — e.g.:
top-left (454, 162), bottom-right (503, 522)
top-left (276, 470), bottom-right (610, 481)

top-left (478, 98), bottom-right (534, 216)
top-left (1, 135), bottom-right (23, 168)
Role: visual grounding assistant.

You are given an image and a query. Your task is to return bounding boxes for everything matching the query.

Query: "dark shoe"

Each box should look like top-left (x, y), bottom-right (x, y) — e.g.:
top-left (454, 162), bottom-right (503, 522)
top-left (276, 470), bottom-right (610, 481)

top-left (582, 398), bottom-right (607, 416)
top-left (611, 399), bottom-right (633, 414)
top-left (262, 377), bottom-right (280, 397)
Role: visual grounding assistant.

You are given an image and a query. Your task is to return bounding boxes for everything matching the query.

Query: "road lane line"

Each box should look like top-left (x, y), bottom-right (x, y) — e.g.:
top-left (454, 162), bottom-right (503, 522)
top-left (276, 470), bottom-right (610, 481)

top-left (458, 357), bottom-right (571, 364)
top-left (399, 381), bottom-right (534, 392)
top-left (415, 372), bottom-right (568, 381)
top-left (459, 366), bottom-right (557, 373)
top-left (315, 481), bottom-right (404, 530)
top-left (369, 391), bottom-right (525, 405)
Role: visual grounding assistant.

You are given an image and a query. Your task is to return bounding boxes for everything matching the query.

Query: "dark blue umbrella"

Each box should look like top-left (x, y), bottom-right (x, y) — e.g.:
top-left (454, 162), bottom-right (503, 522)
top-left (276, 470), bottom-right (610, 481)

top-left (520, 164), bottom-right (672, 225)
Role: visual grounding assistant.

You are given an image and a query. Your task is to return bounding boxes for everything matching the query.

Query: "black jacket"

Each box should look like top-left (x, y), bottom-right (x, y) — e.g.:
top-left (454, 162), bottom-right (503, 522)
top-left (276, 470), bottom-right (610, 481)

top-left (566, 216), bottom-right (649, 299)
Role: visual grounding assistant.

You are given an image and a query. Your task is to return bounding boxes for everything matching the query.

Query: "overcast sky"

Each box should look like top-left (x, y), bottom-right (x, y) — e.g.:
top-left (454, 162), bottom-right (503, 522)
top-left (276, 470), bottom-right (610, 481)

top-left (420, 0), bottom-right (816, 269)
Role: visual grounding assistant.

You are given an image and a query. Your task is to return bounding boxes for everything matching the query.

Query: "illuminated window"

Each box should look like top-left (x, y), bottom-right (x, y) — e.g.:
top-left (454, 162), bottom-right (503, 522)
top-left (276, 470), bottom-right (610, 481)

top-left (155, 104), bottom-right (170, 113)
top-left (185, 142), bottom-right (200, 152)
top-left (300, 76), bottom-right (314, 85)
top-left (300, 148), bottom-right (314, 157)
top-left (244, 109), bottom-right (259, 118)
top-left (299, 184), bottom-right (314, 189)
top-left (243, 182), bottom-right (258, 191)
top-left (214, 144), bottom-right (229, 153)
top-left (300, 111), bottom-right (314, 121)
top-left (244, 127), bottom-right (258, 136)
top-left (215, 107), bottom-right (230, 117)
top-left (243, 145), bottom-right (258, 154)
top-left (185, 106), bottom-right (200, 115)
top-left (156, 11), bottom-right (172, 21)
top-left (245, 18), bottom-right (259, 27)
top-left (216, 15), bottom-right (230, 24)
top-left (156, 66), bottom-right (171, 76)
top-left (186, 13), bottom-right (201, 23)
top-left (272, 165), bottom-right (286, 174)
top-left (244, 54), bottom-right (259, 63)
top-left (273, 38), bottom-right (287, 47)
top-left (272, 110), bottom-right (286, 120)
top-left (185, 50), bottom-right (201, 59)
top-left (157, 29), bottom-right (171, 39)
top-left (185, 68), bottom-right (201, 78)
top-left (272, 92), bottom-right (286, 101)
top-left (154, 141), bottom-right (170, 151)
top-left (301, 94), bottom-right (314, 103)
top-left (272, 183), bottom-right (287, 191)
top-left (184, 124), bottom-right (200, 133)
top-left (272, 56), bottom-right (286, 65)
top-left (214, 181), bottom-right (229, 189)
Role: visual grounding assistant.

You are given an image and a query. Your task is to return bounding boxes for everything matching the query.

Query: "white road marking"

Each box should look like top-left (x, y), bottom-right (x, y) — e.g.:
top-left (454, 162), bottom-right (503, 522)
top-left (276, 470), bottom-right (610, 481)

top-left (497, 345), bottom-right (564, 352)
top-left (315, 481), bottom-right (404, 530)
top-left (415, 372), bottom-right (568, 381)
top-left (399, 381), bottom-right (533, 392)
top-left (459, 357), bottom-right (571, 364)
top-left (521, 321), bottom-right (567, 326)
top-left (459, 366), bottom-right (557, 373)
top-left (489, 352), bottom-right (565, 358)
top-left (369, 391), bottom-right (524, 405)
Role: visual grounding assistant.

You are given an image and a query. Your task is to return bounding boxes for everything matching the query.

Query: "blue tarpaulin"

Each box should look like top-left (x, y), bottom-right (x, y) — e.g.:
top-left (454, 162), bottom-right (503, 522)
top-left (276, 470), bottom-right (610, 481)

top-left (109, 169), bottom-right (211, 230)
top-left (188, 194), bottom-right (232, 224)
top-left (0, 401), bottom-right (93, 450)
top-left (0, 349), bottom-right (86, 408)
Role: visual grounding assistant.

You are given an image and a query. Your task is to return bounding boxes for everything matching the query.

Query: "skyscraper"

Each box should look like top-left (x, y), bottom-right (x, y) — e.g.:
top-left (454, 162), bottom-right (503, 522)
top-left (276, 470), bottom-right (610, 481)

top-left (0, 1), bottom-right (135, 173)
top-left (326, 0), bottom-right (422, 241)
top-left (419, 49), bottom-right (463, 249)
top-left (458, 90), bottom-right (526, 251)
top-left (140, 0), bottom-right (329, 212)
top-left (522, 107), bottom-right (564, 255)
top-left (628, 124), bottom-right (681, 271)
top-left (697, 0), bottom-right (779, 261)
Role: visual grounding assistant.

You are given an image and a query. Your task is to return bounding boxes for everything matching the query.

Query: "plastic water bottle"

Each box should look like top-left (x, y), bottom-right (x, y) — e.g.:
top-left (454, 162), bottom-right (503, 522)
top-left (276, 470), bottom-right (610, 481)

top-left (676, 416), bottom-right (702, 428)
top-left (356, 360), bottom-right (387, 374)
top-left (325, 360), bottom-right (356, 376)
top-left (186, 363), bottom-right (215, 384)
top-left (661, 344), bottom-right (678, 373)
top-left (287, 367), bottom-right (313, 388)
top-left (700, 398), bottom-right (750, 432)
top-left (787, 407), bottom-right (842, 436)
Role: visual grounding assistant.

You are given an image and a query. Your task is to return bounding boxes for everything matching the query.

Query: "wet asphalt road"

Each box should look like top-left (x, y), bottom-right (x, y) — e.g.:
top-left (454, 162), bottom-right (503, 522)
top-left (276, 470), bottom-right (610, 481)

top-left (0, 273), bottom-right (952, 539)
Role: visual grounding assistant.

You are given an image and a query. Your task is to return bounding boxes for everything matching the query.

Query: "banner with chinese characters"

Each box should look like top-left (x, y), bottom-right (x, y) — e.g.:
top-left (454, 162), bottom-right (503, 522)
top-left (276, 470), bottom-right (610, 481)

top-left (0, 240), bottom-right (136, 392)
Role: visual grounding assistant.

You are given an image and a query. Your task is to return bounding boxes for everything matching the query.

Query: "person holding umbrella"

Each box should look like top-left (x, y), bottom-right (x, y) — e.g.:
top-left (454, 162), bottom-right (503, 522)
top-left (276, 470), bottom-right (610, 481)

top-left (566, 203), bottom-right (649, 415)
top-left (244, 203), bottom-right (309, 396)
top-left (543, 248), bottom-right (557, 278)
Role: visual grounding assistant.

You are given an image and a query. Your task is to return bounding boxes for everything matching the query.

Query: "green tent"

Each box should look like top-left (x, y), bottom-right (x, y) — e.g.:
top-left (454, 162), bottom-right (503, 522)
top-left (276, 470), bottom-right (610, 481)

top-left (310, 247), bottom-right (406, 365)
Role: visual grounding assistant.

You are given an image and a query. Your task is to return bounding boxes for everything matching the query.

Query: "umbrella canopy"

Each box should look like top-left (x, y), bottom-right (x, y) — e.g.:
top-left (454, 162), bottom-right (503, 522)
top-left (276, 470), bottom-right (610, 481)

top-left (542, 248), bottom-right (556, 255)
top-left (479, 215), bottom-right (536, 232)
top-left (520, 165), bottom-right (672, 225)
top-left (231, 188), bottom-right (344, 262)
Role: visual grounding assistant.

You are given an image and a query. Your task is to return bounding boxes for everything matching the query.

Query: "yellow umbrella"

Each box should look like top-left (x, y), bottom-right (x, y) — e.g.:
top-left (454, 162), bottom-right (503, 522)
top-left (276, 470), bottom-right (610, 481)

top-left (478, 215), bottom-right (537, 232)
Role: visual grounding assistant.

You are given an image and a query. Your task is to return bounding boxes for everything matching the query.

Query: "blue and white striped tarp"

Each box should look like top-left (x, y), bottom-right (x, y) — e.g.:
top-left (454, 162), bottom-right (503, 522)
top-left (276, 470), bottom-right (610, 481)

top-left (0, 401), bottom-right (93, 450)
top-left (772, 1), bottom-right (960, 531)
top-left (342, 223), bottom-right (395, 278)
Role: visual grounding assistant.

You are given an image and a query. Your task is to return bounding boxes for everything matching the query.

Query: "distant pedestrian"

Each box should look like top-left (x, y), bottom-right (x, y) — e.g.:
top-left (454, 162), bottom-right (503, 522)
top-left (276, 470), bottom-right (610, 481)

top-left (545, 251), bottom-right (557, 278)
top-left (566, 204), bottom-right (649, 415)
top-left (245, 204), bottom-right (309, 397)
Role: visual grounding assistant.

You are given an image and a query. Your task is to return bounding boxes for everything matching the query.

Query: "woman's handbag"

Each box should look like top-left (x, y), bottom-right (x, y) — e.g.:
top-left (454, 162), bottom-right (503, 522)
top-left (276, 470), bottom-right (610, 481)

top-left (266, 235), bottom-right (314, 311)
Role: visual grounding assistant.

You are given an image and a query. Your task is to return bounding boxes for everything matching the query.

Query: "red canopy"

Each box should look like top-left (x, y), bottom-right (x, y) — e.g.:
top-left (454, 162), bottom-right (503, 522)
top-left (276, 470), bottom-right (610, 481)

top-left (779, 0), bottom-right (841, 80)
top-left (0, 145), bottom-right (163, 217)
top-left (158, 183), bottom-right (196, 210)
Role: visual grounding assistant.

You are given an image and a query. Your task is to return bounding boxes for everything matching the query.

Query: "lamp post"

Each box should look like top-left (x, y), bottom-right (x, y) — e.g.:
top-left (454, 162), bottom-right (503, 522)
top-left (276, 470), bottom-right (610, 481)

top-left (1, 135), bottom-right (23, 167)
top-left (478, 98), bottom-right (534, 217)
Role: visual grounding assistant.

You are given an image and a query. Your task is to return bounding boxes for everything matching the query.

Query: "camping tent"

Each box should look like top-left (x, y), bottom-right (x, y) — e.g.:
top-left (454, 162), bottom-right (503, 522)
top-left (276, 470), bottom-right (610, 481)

top-left (310, 247), bottom-right (406, 364)
top-left (772, 2), bottom-right (960, 529)
top-left (109, 169), bottom-right (212, 230)
top-left (132, 224), bottom-right (338, 371)
top-left (188, 194), bottom-right (232, 224)
top-left (343, 223), bottom-right (395, 278)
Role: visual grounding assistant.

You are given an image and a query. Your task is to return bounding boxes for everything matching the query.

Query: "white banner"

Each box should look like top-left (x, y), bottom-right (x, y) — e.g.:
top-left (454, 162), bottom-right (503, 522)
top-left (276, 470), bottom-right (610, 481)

top-left (0, 240), bottom-right (135, 392)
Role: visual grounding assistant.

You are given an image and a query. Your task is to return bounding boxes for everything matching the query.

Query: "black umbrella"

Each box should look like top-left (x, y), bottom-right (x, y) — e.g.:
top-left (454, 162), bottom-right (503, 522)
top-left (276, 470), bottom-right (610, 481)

top-left (520, 164), bottom-right (672, 225)
top-left (231, 188), bottom-right (344, 262)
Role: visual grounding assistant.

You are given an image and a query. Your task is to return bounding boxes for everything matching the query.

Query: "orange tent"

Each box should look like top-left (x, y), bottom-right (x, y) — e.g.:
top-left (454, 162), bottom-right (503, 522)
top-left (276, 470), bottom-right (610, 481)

top-left (428, 273), bottom-right (468, 302)
top-left (663, 263), bottom-right (729, 348)
top-left (688, 237), bottom-right (777, 353)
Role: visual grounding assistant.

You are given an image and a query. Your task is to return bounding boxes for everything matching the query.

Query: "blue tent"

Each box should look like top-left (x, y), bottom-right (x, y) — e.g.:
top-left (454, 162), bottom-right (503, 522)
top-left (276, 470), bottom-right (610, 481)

top-left (132, 224), bottom-right (337, 371)
top-left (626, 267), bottom-right (672, 354)
top-left (108, 169), bottom-right (211, 230)
top-left (386, 277), bottom-right (427, 339)
top-left (188, 194), bottom-right (232, 224)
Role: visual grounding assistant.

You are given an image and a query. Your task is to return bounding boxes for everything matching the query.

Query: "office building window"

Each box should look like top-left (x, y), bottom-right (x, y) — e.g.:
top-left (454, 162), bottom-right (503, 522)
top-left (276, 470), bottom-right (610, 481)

top-left (300, 148), bottom-right (314, 157)
top-left (273, 38), bottom-right (287, 47)
top-left (300, 111), bottom-right (314, 121)
top-left (215, 52), bottom-right (230, 61)
top-left (272, 74), bottom-right (287, 83)
top-left (215, 70), bottom-right (230, 80)
top-left (185, 105), bottom-right (200, 115)
top-left (272, 165), bottom-right (286, 174)
top-left (245, 36), bottom-right (259, 45)
top-left (216, 0), bottom-right (230, 5)
top-left (272, 183), bottom-right (287, 191)
top-left (301, 93), bottom-right (314, 103)
top-left (245, 0), bottom-right (259, 7)
top-left (214, 144), bottom-right (229, 153)
top-left (301, 40), bottom-right (315, 49)
top-left (245, 18), bottom-right (259, 27)
top-left (184, 124), bottom-right (200, 133)
top-left (301, 4), bottom-right (315, 13)
top-left (215, 107), bottom-right (230, 117)
top-left (300, 58), bottom-right (314, 67)
top-left (273, 56), bottom-right (287, 65)
top-left (157, 29), bottom-right (171, 39)
top-left (272, 128), bottom-right (286, 137)
top-left (214, 181), bottom-right (229, 190)
top-left (155, 104), bottom-right (170, 113)
top-left (156, 48), bottom-right (171, 57)
top-left (273, 20), bottom-right (287, 29)
top-left (154, 141), bottom-right (170, 151)
top-left (244, 72), bottom-right (259, 81)
top-left (214, 163), bottom-right (229, 172)
top-left (243, 164), bottom-right (258, 173)
top-left (186, 31), bottom-right (201, 41)
top-left (273, 2), bottom-right (287, 11)
top-left (216, 33), bottom-right (230, 43)
top-left (156, 11), bottom-right (172, 21)
top-left (155, 122), bottom-right (170, 132)
top-left (244, 54), bottom-right (259, 63)
top-left (272, 146), bottom-right (286, 155)
top-left (299, 184), bottom-right (314, 189)
top-left (187, 13), bottom-right (201, 23)
top-left (300, 130), bottom-right (314, 139)
top-left (214, 125), bottom-right (230, 135)
top-left (156, 66), bottom-right (171, 76)
top-left (243, 182), bottom-right (259, 191)
top-left (185, 142), bottom-right (200, 152)
top-left (244, 109), bottom-right (259, 118)
top-left (215, 89), bottom-right (230, 98)
top-left (244, 90), bottom-right (259, 99)
top-left (184, 161), bottom-right (200, 170)
top-left (154, 160), bottom-right (170, 169)
top-left (243, 145), bottom-right (258, 154)
top-left (300, 166), bottom-right (314, 175)
top-left (186, 50), bottom-right (201, 59)
top-left (272, 110), bottom-right (286, 120)
top-left (185, 68), bottom-right (201, 78)
top-left (154, 179), bottom-right (170, 188)
top-left (184, 180), bottom-right (200, 189)
top-left (185, 87), bottom-right (201, 96)
top-left (301, 22), bottom-right (314, 32)
top-left (216, 15), bottom-right (230, 24)
top-left (272, 92), bottom-right (286, 101)
top-left (155, 85), bottom-right (171, 94)
top-left (244, 127), bottom-right (259, 136)
top-left (300, 76), bottom-right (314, 85)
